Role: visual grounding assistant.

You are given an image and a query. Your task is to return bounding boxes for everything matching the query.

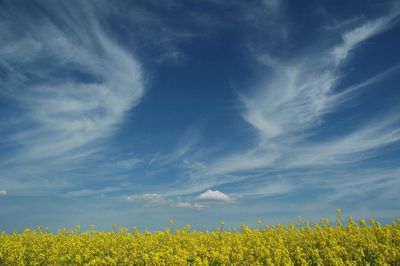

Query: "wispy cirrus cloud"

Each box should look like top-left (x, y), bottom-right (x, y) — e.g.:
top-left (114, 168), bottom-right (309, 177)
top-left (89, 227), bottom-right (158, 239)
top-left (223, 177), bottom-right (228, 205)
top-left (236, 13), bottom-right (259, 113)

top-left (332, 6), bottom-right (400, 64)
top-left (126, 193), bottom-right (165, 203)
top-left (157, 4), bottom-right (400, 203)
top-left (0, 1), bottom-right (146, 199)
top-left (236, 8), bottom-right (400, 170)
top-left (175, 201), bottom-right (205, 209)
top-left (0, 2), bottom-right (144, 167)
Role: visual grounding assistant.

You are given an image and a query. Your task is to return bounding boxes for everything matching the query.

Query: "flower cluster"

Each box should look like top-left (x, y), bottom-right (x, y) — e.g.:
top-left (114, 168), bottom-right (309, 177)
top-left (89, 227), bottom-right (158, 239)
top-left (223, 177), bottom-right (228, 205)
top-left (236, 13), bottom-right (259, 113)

top-left (1, 214), bottom-right (399, 265)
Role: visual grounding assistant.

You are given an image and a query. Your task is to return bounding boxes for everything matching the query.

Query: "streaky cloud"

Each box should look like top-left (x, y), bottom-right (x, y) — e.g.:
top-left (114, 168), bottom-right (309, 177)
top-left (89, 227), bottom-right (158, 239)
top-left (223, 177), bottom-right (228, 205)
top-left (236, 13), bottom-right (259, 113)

top-left (175, 202), bottom-right (206, 209)
top-left (0, 1), bottom-right (144, 165)
top-left (126, 194), bottom-right (164, 203)
top-left (233, 8), bottom-right (400, 170)
top-left (167, 5), bottom-right (400, 200)
top-left (332, 7), bottom-right (400, 64)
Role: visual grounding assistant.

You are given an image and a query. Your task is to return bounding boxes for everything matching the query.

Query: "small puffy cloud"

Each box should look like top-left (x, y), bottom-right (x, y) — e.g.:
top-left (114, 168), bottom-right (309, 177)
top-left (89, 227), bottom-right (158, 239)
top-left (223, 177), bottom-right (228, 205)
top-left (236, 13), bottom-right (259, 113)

top-left (198, 189), bottom-right (231, 202)
top-left (0, 190), bottom-right (7, 196)
top-left (176, 201), bottom-right (206, 209)
top-left (125, 193), bottom-right (164, 203)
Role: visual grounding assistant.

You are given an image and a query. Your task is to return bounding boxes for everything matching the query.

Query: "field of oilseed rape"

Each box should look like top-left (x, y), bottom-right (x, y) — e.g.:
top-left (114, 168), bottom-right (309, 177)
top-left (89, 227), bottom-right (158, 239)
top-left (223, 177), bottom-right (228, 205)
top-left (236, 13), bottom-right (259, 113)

top-left (1, 212), bottom-right (400, 265)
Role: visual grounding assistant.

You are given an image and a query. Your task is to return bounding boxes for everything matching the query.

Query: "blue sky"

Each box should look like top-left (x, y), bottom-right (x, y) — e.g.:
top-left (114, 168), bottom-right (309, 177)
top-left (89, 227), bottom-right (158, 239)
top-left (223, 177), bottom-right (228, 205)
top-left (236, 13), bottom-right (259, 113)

top-left (1, 0), bottom-right (400, 232)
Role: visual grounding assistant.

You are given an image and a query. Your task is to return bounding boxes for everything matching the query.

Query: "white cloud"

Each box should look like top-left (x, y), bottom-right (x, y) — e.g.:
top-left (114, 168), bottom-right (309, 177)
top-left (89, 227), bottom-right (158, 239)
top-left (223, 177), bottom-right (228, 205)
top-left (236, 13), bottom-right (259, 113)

top-left (0, 1), bottom-right (147, 198)
top-left (286, 115), bottom-right (400, 167)
top-left (176, 201), bottom-right (206, 209)
top-left (0, 190), bottom-right (7, 196)
top-left (204, 151), bottom-right (278, 176)
top-left (332, 9), bottom-right (400, 64)
top-left (125, 194), bottom-right (208, 209)
top-left (0, 2), bottom-right (144, 164)
top-left (198, 189), bottom-right (231, 202)
top-left (212, 8), bottom-right (400, 174)
top-left (164, 7), bottom-right (400, 201)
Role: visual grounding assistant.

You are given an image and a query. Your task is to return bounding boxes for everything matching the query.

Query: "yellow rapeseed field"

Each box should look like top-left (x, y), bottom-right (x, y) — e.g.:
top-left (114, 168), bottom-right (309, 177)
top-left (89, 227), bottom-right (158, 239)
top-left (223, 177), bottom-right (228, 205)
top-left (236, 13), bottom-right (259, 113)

top-left (1, 211), bottom-right (399, 265)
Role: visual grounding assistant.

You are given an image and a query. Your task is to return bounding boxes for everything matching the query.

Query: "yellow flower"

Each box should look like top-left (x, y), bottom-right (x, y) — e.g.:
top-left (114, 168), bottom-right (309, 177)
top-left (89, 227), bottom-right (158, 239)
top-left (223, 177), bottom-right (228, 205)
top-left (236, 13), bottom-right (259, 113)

top-left (0, 213), bottom-right (399, 265)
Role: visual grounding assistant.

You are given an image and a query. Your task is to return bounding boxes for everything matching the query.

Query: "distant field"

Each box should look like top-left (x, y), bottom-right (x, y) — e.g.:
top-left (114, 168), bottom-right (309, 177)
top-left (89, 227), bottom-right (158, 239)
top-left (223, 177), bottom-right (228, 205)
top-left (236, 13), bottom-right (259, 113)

top-left (1, 212), bottom-right (399, 265)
